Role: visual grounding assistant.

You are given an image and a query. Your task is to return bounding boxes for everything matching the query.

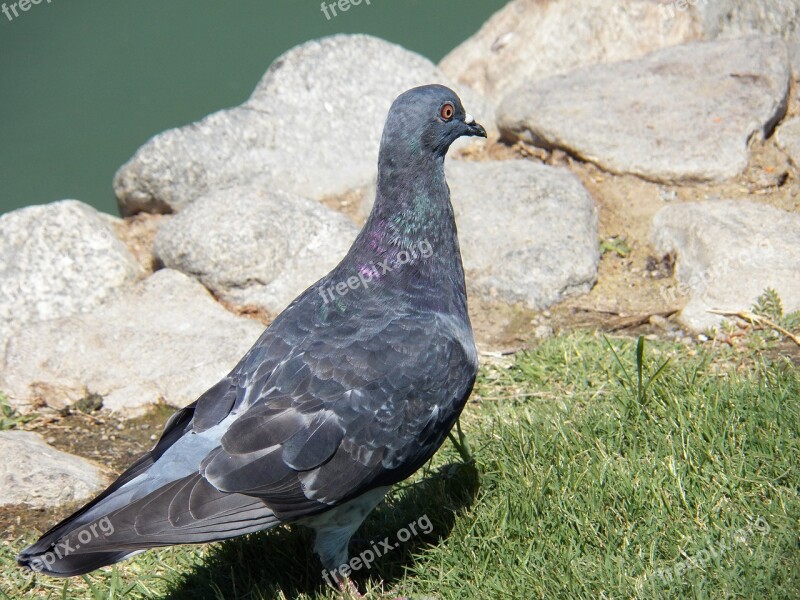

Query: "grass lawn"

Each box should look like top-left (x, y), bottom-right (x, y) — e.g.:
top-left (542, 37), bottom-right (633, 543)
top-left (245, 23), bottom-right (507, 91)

top-left (1, 331), bottom-right (798, 599)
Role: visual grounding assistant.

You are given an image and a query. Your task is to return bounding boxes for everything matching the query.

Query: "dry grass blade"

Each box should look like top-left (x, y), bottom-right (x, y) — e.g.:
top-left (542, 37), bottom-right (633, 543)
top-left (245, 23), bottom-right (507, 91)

top-left (708, 308), bottom-right (800, 347)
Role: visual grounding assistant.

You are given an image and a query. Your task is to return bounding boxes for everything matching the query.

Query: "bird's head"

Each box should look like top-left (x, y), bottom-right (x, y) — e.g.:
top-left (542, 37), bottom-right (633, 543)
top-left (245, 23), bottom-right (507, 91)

top-left (381, 84), bottom-right (487, 158)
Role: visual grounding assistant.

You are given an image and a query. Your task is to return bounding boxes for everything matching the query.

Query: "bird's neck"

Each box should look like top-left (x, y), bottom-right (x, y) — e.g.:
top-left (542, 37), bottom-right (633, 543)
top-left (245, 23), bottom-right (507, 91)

top-left (346, 151), bottom-right (468, 318)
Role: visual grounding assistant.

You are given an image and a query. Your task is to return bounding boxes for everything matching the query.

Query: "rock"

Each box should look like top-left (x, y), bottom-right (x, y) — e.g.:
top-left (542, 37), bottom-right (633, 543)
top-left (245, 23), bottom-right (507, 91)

top-left (0, 270), bottom-right (264, 416)
top-left (497, 36), bottom-right (790, 184)
top-left (114, 34), bottom-right (494, 216)
top-left (439, 0), bottom-right (698, 102)
top-left (775, 116), bottom-right (800, 167)
top-left (154, 186), bottom-right (359, 313)
top-left (452, 161), bottom-right (599, 309)
top-left (0, 200), bottom-right (140, 352)
top-left (0, 431), bottom-right (110, 509)
top-left (651, 200), bottom-right (800, 331)
top-left (362, 160), bottom-right (599, 310)
top-left (687, 0), bottom-right (800, 77)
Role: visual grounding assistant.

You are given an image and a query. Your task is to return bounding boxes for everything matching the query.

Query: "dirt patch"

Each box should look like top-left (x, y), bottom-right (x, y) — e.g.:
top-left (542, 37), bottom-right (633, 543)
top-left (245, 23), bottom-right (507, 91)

top-left (320, 186), bottom-right (369, 225)
top-left (112, 212), bottom-right (170, 275)
top-left (2, 406), bottom-right (176, 541)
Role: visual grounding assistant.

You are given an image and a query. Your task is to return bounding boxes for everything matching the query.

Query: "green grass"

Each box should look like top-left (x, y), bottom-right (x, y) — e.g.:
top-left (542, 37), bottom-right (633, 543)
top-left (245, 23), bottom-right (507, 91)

top-left (0, 391), bottom-right (35, 431)
top-left (1, 332), bottom-right (798, 599)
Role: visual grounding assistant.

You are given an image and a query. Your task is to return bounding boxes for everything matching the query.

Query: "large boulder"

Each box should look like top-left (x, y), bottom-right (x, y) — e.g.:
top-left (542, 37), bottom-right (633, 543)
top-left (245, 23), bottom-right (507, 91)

top-left (0, 200), bottom-right (140, 352)
top-left (440, 0), bottom-right (800, 102)
top-left (688, 0), bottom-right (800, 76)
top-left (0, 431), bottom-right (110, 509)
top-left (154, 186), bottom-right (359, 313)
top-left (362, 159), bottom-right (599, 310)
top-left (114, 34), bottom-right (493, 216)
top-left (497, 36), bottom-right (790, 184)
top-left (439, 0), bottom-right (698, 102)
top-left (651, 200), bottom-right (800, 331)
top-left (453, 160), bottom-right (599, 309)
top-left (775, 116), bottom-right (800, 168)
top-left (0, 270), bottom-right (264, 416)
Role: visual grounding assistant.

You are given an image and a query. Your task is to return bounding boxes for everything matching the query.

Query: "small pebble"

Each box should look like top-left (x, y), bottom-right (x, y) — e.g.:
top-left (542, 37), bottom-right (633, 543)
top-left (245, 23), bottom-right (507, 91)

top-left (659, 189), bottom-right (677, 202)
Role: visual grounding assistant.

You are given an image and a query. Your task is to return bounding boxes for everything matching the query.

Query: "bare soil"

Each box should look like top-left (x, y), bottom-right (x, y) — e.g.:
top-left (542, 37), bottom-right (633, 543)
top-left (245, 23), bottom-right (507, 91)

top-left (3, 406), bottom-right (174, 543)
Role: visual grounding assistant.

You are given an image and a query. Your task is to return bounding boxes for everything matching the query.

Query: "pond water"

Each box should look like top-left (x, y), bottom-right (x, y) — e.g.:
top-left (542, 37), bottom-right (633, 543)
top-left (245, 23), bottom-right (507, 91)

top-left (0, 0), bottom-right (507, 215)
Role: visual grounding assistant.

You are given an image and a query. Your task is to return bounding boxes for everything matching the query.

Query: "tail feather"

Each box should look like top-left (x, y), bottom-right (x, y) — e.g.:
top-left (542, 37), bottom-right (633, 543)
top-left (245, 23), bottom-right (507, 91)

top-left (17, 472), bottom-right (279, 577)
top-left (17, 550), bottom-right (142, 578)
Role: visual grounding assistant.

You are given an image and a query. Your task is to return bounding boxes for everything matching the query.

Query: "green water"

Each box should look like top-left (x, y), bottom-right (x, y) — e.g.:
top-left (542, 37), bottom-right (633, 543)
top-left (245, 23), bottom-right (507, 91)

top-left (0, 0), bottom-right (506, 216)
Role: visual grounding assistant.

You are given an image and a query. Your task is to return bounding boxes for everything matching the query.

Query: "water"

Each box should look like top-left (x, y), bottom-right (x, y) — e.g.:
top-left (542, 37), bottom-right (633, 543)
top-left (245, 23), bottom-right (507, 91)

top-left (0, 0), bottom-right (506, 216)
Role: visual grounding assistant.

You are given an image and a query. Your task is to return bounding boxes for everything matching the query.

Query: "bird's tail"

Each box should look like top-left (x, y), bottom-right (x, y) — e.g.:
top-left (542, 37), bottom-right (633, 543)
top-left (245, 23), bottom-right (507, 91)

top-left (16, 499), bottom-right (148, 577)
top-left (17, 473), bottom-right (280, 577)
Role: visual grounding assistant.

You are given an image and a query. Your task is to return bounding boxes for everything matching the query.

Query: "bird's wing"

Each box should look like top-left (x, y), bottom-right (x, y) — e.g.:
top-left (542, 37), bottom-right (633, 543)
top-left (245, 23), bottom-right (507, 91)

top-left (194, 303), bottom-right (477, 520)
top-left (20, 302), bottom-right (476, 567)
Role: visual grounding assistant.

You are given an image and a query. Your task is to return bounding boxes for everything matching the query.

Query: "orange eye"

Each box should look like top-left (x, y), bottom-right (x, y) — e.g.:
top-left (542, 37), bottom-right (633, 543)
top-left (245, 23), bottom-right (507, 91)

top-left (440, 103), bottom-right (455, 121)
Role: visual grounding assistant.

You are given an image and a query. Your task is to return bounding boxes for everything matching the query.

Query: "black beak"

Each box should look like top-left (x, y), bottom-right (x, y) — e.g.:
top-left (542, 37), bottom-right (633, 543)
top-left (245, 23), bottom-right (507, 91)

top-left (463, 113), bottom-right (487, 138)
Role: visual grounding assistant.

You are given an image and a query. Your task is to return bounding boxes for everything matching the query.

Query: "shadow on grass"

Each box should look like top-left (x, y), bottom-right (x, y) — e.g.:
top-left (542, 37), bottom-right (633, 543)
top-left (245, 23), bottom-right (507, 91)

top-left (161, 460), bottom-right (479, 599)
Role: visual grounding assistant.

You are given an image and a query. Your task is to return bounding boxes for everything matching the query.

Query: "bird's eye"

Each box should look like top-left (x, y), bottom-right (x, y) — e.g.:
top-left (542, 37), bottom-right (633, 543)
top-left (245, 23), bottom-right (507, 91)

top-left (440, 103), bottom-right (455, 121)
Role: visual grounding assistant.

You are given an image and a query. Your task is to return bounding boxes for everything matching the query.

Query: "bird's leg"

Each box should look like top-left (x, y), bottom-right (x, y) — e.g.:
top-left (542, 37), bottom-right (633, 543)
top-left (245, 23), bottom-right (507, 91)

top-left (447, 417), bottom-right (473, 463)
top-left (336, 575), bottom-right (364, 598)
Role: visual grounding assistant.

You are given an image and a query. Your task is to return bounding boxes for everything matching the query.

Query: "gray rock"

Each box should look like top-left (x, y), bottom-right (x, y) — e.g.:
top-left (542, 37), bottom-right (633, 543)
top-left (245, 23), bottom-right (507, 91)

top-left (687, 0), bottom-right (800, 77)
top-left (651, 200), bottom-right (800, 331)
top-left (114, 34), bottom-right (494, 216)
top-left (0, 200), bottom-right (140, 352)
top-left (497, 36), bottom-right (790, 184)
top-left (439, 0), bottom-right (698, 102)
top-left (362, 160), bottom-right (599, 310)
top-left (0, 431), bottom-right (110, 509)
top-left (775, 116), bottom-right (800, 167)
top-left (452, 161), bottom-right (599, 309)
top-left (154, 186), bottom-right (359, 313)
top-left (0, 270), bottom-right (264, 416)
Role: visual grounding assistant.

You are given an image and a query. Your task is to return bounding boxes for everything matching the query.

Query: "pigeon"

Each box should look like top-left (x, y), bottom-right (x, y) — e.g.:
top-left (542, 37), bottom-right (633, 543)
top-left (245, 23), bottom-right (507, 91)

top-left (17, 84), bottom-right (486, 582)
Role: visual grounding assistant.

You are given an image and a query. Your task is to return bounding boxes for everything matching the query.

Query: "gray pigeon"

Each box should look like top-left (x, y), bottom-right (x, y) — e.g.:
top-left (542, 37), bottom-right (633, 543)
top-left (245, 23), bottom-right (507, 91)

top-left (17, 84), bottom-right (486, 582)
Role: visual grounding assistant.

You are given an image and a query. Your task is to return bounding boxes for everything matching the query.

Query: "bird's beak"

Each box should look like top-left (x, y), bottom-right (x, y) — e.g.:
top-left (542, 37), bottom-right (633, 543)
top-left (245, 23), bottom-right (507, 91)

top-left (463, 113), bottom-right (487, 138)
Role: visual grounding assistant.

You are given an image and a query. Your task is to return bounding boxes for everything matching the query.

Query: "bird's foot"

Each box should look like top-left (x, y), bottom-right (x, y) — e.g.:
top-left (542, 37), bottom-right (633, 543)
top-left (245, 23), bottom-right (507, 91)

top-left (337, 575), bottom-right (364, 598)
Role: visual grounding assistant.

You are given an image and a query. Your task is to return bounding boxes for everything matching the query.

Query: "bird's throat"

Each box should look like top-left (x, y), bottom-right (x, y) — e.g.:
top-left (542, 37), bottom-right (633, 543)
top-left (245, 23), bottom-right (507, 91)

top-left (344, 152), bottom-right (468, 316)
